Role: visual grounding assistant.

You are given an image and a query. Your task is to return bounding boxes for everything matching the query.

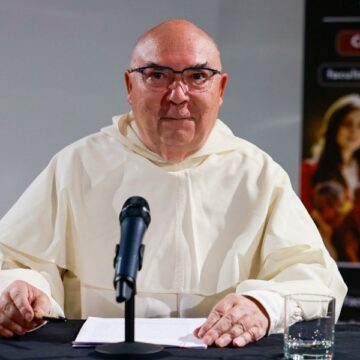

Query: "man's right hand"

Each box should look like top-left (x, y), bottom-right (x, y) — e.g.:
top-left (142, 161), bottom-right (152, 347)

top-left (0, 280), bottom-right (51, 337)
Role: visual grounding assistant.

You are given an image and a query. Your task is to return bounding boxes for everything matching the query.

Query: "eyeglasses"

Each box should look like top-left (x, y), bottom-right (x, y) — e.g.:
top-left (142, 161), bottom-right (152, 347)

top-left (127, 65), bottom-right (222, 92)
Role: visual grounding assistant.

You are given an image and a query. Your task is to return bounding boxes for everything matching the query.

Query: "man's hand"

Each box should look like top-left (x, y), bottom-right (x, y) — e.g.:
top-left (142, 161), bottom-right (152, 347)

top-left (0, 280), bottom-right (51, 337)
top-left (194, 293), bottom-right (269, 348)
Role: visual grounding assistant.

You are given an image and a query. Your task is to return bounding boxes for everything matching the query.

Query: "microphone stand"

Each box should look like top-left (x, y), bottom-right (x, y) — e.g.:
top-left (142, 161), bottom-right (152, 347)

top-left (96, 245), bottom-right (163, 357)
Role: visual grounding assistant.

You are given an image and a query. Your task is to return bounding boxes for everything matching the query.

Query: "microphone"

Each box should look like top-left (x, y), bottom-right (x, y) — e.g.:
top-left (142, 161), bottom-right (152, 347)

top-left (113, 196), bottom-right (151, 303)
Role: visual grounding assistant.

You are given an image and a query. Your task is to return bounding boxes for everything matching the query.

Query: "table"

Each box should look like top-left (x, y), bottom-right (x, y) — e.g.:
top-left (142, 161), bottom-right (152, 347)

top-left (0, 321), bottom-right (359, 359)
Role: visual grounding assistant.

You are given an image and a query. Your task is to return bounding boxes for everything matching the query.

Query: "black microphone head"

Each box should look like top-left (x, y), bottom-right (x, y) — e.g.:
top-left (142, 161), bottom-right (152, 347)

top-left (120, 196), bottom-right (151, 227)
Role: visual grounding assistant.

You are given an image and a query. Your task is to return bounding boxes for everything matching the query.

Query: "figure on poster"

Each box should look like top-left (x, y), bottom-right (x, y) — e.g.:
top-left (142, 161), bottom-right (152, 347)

top-left (333, 187), bottom-right (360, 262)
top-left (301, 94), bottom-right (360, 261)
top-left (311, 181), bottom-right (346, 259)
top-left (302, 94), bottom-right (360, 211)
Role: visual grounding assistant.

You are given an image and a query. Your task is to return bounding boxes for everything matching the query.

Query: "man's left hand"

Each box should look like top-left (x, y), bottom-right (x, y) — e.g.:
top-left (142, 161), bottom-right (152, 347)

top-left (193, 293), bottom-right (269, 347)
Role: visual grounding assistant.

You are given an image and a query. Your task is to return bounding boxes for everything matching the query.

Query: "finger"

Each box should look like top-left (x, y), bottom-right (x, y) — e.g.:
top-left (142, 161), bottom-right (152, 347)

top-left (198, 295), bottom-right (237, 338)
top-left (201, 317), bottom-right (235, 346)
top-left (32, 294), bottom-right (50, 317)
top-left (8, 285), bottom-right (33, 321)
top-left (197, 309), bottom-right (222, 338)
top-left (201, 304), bottom-right (244, 346)
top-left (208, 304), bottom-right (243, 335)
top-left (229, 323), bottom-right (246, 338)
top-left (240, 313), bottom-right (267, 340)
top-left (0, 313), bottom-right (27, 336)
top-left (233, 326), bottom-right (261, 348)
top-left (202, 313), bottom-right (232, 343)
top-left (215, 333), bottom-right (232, 348)
top-left (243, 295), bottom-right (270, 333)
top-left (1, 292), bottom-right (40, 325)
top-left (193, 326), bottom-right (201, 338)
top-left (0, 324), bottom-right (14, 338)
top-left (0, 299), bottom-right (35, 330)
top-left (233, 332), bottom-right (253, 348)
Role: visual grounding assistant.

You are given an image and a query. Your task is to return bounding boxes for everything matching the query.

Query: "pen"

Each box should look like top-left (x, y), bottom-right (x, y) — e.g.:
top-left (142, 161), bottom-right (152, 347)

top-left (35, 315), bottom-right (67, 322)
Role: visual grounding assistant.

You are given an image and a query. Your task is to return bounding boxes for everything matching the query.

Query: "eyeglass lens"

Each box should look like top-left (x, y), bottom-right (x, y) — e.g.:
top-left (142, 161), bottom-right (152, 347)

top-left (140, 68), bottom-right (217, 91)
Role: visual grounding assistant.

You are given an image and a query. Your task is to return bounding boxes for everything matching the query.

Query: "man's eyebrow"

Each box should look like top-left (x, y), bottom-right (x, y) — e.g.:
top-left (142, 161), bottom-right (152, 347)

top-left (142, 62), bottom-right (164, 68)
top-left (141, 62), bottom-right (209, 69)
top-left (189, 63), bottom-right (209, 68)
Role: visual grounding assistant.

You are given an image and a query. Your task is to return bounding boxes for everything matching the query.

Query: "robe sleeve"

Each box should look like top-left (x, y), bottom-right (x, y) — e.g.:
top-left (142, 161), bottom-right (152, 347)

top-left (236, 166), bottom-right (347, 328)
top-left (0, 154), bottom-right (68, 316)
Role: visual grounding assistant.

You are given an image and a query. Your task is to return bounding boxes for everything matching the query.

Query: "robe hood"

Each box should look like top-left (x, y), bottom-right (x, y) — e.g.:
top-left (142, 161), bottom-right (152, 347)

top-left (100, 112), bottom-right (244, 169)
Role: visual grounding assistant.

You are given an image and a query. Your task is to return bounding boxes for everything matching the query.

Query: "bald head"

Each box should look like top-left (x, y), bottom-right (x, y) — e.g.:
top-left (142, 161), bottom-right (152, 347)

top-left (124, 19), bottom-right (228, 164)
top-left (129, 19), bottom-right (222, 70)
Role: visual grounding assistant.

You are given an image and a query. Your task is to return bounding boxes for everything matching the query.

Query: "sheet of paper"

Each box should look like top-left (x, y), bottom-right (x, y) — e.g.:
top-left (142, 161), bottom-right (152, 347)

top-left (73, 317), bottom-right (207, 348)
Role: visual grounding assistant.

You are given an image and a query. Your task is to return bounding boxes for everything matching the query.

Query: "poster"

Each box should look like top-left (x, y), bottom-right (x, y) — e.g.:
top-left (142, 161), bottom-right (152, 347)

top-left (301, 0), bottom-right (360, 263)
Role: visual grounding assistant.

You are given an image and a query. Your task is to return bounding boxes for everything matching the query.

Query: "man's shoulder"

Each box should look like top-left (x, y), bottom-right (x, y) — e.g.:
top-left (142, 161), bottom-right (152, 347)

top-left (215, 120), bottom-right (272, 159)
top-left (48, 124), bottom-right (127, 176)
top-left (227, 133), bottom-right (281, 171)
top-left (215, 121), bottom-right (289, 181)
top-left (57, 125), bottom-right (122, 158)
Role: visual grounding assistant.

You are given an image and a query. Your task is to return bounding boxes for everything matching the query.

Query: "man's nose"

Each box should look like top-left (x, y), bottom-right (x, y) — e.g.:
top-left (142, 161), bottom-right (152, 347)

top-left (166, 79), bottom-right (190, 104)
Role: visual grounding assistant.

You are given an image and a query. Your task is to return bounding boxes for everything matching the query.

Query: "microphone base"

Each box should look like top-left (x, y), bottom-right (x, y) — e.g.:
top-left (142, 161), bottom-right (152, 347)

top-left (95, 341), bottom-right (163, 357)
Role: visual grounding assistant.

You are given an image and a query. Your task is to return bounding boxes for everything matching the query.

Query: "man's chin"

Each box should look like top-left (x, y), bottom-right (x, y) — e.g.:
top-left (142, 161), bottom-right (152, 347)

top-left (160, 134), bottom-right (195, 147)
top-left (160, 118), bottom-right (195, 128)
top-left (157, 138), bottom-right (197, 163)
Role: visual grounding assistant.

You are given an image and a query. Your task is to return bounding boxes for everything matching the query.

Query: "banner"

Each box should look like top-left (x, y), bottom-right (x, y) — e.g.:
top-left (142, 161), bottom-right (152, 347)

top-left (301, 0), bottom-right (360, 263)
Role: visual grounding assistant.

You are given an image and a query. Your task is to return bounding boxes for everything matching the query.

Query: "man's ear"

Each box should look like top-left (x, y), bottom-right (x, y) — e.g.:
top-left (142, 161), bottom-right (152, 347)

top-left (124, 71), bottom-right (132, 105)
top-left (218, 73), bottom-right (228, 107)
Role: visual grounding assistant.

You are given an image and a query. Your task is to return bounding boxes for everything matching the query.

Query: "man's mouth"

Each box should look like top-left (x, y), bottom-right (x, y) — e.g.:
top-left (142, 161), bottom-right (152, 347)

top-left (161, 117), bottom-right (194, 121)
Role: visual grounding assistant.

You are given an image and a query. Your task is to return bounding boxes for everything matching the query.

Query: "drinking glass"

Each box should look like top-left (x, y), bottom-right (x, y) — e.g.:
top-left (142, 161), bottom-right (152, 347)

top-left (284, 294), bottom-right (335, 359)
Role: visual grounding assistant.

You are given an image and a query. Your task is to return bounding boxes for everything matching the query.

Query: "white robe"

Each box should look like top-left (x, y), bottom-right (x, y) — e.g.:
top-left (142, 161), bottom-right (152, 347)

top-left (0, 113), bottom-right (347, 334)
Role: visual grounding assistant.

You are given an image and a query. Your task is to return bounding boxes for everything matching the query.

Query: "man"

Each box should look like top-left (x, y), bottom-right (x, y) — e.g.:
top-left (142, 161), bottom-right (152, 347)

top-left (0, 19), bottom-right (347, 348)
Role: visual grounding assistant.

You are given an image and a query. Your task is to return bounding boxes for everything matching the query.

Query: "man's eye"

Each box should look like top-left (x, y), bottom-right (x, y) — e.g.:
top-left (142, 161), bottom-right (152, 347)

top-left (192, 72), bottom-right (205, 80)
top-left (187, 71), bottom-right (209, 82)
top-left (147, 71), bottom-right (166, 80)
